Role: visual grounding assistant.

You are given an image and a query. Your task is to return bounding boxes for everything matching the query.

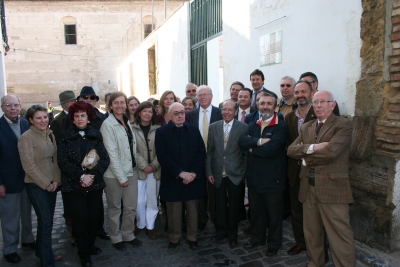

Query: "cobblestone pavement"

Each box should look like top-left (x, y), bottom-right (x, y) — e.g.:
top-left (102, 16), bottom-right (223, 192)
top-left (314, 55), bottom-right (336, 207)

top-left (0, 193), bottom-right (369, 267)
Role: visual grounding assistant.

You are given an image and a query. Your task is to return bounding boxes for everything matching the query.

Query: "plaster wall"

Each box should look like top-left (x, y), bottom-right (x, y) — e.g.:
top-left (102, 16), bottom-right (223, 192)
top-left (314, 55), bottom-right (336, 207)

top-left (4, 0), bottom-right (185, 108)
top-left (222, 0), bottom-right (363, 116)
top-left (207, 36), bottom-right (223, 106)
top-left (118, 2), bottom-right (190, 101)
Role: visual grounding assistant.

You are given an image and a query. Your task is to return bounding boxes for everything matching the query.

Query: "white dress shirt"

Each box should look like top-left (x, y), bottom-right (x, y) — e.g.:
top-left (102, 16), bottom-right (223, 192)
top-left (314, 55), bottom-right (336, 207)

top-left (198, 105), bottom-right (212, 138)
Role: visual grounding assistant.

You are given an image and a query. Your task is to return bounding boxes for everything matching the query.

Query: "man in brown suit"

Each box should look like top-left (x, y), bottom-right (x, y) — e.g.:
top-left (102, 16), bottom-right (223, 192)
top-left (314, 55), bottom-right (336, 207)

top-left (287, 90), bottom-right (355, 267)
top-left (284, 80), bottom-right (315, 256)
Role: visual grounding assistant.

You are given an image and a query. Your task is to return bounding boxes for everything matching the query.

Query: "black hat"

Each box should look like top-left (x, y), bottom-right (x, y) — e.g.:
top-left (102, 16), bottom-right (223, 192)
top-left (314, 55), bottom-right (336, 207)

top-left (77, 86), bottom-right (99, 101)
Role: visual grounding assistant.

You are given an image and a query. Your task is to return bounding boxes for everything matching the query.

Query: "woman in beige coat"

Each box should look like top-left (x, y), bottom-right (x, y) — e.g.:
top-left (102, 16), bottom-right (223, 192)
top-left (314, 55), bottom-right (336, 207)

top-left (132, 101), bottom-right (161, 239)
top-left (18, 105), bottom-right (61, 267)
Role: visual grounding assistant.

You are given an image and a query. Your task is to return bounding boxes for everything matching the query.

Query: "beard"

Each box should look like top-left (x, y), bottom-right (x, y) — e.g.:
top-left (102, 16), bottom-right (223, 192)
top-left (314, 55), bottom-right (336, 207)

top-left (260, 109), bottom-right (273, 121)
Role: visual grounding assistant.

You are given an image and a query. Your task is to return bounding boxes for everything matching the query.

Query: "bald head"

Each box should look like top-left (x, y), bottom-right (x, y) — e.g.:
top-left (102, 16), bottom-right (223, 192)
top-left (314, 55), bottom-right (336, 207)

top-left (169, 102), bottom-right (185, 126)
top-left (312, 90), bottom-right (336, 121)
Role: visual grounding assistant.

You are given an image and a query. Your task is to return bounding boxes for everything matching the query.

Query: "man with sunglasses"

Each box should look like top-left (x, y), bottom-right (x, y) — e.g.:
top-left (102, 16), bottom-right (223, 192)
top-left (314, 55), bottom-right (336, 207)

top-left (185, 83), bottom-right (198, 108)
top-left (275, 76), bottom-right (296, 117)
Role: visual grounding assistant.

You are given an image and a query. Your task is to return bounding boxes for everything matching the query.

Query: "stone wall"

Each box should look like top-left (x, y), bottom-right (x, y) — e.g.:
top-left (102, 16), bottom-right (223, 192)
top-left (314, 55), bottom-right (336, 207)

top-left (3, 0), bottom-right (186, 109)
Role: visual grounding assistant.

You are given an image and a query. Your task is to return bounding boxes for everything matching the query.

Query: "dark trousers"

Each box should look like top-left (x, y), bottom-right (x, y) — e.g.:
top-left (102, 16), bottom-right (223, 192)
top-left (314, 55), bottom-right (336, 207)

top-left (63, 189), bottom-right (103, 259)
top-left (198, 178), bottom-right (217, 226)
top-left (289, 166), bottom-right (306, 249)
top-left (166, 200), bottom-right (198, 243)
top-left (248, 188), bottom-right (283, 249)
top-left (25, 183), bottom-right (57, 267)
top-left (215, 177), bottom-right (242, 240)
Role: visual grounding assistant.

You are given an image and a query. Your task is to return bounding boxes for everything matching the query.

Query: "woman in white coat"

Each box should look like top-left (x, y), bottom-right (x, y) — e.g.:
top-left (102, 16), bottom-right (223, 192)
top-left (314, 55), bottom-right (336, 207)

top-left (100, 92), bottom-right (142, 251)
top-left (132, 101), bottom-right (161, 239)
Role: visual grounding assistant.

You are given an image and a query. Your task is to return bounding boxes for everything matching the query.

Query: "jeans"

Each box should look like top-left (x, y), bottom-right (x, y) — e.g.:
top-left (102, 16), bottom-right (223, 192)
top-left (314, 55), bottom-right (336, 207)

top-left (25, 183), bottom-right (57, 267)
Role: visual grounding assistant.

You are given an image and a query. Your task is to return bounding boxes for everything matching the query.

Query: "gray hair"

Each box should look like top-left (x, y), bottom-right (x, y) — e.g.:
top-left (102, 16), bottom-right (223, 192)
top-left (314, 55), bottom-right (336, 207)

top-left (168, 102), bottom-right (184, 113)
top-left (186, 83), bottom-right (197, 90)
top-left (197, 85), bottom-right (213, 96)
top-left (258, 93), bottom-right (278, 108)
top-left (222, 99), bottom-right (238, 110)
top-left (312, 90), bottom-right (335, 102)
top-left (281, 75), bottom-right (296, 85)
top-left (1, 94), bottom-right (21, 105)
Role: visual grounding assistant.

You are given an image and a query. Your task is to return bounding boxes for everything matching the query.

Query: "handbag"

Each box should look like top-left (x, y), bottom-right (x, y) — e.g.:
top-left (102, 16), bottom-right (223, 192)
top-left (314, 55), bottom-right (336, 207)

top-left (81, 149), bottom-right (100, 170)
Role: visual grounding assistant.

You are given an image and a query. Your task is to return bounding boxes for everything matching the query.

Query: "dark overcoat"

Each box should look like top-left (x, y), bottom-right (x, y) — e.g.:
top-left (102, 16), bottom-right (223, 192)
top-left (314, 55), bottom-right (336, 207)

top-left (155, 121), bottom-right (206, 202)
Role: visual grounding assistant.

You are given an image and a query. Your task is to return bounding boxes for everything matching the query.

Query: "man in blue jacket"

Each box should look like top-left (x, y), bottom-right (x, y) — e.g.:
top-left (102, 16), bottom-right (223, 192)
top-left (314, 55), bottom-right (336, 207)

top-left (155, 102), bottom-right (206, 249)
top-left (239, 94), bottom-right (288, 257)
top-left (0, 95), bottom-right (29, 263)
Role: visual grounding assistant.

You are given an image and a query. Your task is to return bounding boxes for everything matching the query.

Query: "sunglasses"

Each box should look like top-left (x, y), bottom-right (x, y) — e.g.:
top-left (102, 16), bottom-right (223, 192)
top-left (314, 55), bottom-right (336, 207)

top-left (186, 89), bottom-right (196, 93)
top-left (81, 95), bottom-right (97, 100)
top-left (280, 84), bottom-right (292, 88)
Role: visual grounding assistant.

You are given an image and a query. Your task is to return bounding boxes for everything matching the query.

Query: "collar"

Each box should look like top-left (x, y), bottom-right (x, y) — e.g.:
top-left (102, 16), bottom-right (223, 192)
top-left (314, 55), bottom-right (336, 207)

top-left (224, 119), bottom-right (234, 127)
top-left (200, 105), bottom-right (212, 113)
top-left (295, 104), bottom-right (312, 119)
top-left (63, 110), bottom-right (69, 114)
top-left (4, 115), bottom-right (20, 124)
top-left (240, 107), bottom-right (250, 114)
top-left (318, 118), bottom-right (327, 124)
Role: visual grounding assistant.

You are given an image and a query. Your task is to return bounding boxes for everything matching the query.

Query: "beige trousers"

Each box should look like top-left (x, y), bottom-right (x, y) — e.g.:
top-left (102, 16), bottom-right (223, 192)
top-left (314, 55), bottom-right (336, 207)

top-left (166, 200), bottom-right (198, 243)
top-left (104, 169), bottom-right (138, 244)
top-left (303, 185), bottom-right (356, 267)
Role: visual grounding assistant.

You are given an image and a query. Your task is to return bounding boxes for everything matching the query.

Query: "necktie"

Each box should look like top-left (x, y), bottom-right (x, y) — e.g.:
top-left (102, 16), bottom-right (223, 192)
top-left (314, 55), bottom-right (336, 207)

top-left (224, 124), bottom-right (230, 137)
top-left (241, 110), bottom-right (246, 122)
top-left (316, 122), bottom-right (323, 135)
top-left (278, 100), bottom-right (285, 112)
top-left (202, 109), bottom-right (209, 147)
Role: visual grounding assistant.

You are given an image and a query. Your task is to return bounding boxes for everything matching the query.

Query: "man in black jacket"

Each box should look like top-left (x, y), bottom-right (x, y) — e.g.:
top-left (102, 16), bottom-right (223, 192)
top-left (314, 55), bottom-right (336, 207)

top-left (238, 94), bottom-right (288, 257)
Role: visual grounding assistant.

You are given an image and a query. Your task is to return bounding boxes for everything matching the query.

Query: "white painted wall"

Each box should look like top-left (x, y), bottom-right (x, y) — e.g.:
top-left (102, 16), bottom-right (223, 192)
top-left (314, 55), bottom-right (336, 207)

top-left (207, 36), bottom-right (223, 106)
top-left (118, 3), bottom-right (190, 101)
top-left (222, 0), bottom-right (362, 115)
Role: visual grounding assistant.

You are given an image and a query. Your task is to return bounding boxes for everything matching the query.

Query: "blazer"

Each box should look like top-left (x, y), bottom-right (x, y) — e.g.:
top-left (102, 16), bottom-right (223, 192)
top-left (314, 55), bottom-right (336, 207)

top-left (234, 107), bottom-right (257, 121)
top-left (155, 121), bottom-right (206, 202)
top-left (0, 116), bottom-right (28, 193)
top-left (18, 127), bottom-right (61, 190)
top-left (287, 113), bottom-right (354, 204)
top-left (284, 106), bottom-right (316, 186)
top-left (100, 113), bottom-right (137, 184)
top-left (244, 110), bottom-right (284, 125)
top-left (50, 110), bottom-right (66, 144)
top-left (206, 119), bottom-right (248, 188)
top-left (188, 105), bottom-right (222, 127)
top-left (239, 113), bottom-right (288, 193)
top-left (275, 95), bottom-right (296, 117)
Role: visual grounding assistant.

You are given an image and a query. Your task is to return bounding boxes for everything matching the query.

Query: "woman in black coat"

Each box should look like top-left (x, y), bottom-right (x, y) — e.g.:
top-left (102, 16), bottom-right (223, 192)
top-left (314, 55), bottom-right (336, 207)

top-left (58, 101), bottom-right (110, 267)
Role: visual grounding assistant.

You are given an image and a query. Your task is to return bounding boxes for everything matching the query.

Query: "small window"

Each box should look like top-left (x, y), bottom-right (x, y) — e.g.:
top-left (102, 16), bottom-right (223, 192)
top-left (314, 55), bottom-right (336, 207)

top-left (142, 16), bottom-right (156, 39)
top-left (64, 25), bottom-right (77, 45)
top-left (144, 24), bottom-right (155, 38)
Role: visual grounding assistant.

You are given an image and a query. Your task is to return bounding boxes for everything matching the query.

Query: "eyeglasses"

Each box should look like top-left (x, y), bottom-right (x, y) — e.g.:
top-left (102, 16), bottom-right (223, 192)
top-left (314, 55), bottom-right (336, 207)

top-left (2, 103), bottom-right (20, 109)
top-left (221, 108), bottom-right (235, 112)
top-left (280, 84), bottom-right (292, 88)
top-left (186, 89), bottom-right (196, 93)
top-left (81, 95), bottom-right (97, 100)
top-left (171, 111), bottom-right (185, 116)
top-left (312, 100), bottom-right (333, 105)
top-left (197, 93), bottom-right (211, 98)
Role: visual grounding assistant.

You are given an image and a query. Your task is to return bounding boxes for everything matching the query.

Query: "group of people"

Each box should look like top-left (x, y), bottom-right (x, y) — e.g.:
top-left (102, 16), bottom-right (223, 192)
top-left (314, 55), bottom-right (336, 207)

top-left (0, 68), bottom-right (356, 267)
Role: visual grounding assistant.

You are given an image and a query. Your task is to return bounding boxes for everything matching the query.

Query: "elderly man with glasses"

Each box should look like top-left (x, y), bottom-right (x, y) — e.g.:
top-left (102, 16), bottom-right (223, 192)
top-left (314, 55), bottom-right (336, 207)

top-left (275, 76), bottom-right (296, 117)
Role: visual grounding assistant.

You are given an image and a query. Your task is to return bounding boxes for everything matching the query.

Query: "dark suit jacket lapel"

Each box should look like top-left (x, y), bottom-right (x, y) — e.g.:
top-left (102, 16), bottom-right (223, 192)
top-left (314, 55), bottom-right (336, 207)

top-left (193, 108), bottom-right (199, 126)
top-left (215, 121), bottom-right (225, 152)
top-left (225, 120), bottom-right (240, 152)
top-left (210, 106), bottom-right (220, 123)
top-left (0, 116), bottom-right (18, 142)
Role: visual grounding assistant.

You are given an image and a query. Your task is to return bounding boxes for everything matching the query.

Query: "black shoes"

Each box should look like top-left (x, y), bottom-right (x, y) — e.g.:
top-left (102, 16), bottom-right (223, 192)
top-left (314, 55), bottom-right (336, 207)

top-left (229, 239), bottom-right (238, 248)
top-left (126, 238), bottom-right (143, 247)
top-left (198, 222), bottom-right (206, 231)
top-left (186, 240), bottom-right (198, 248)
top-left (21, 242), bottom-right (36, 249)
top-left (266, 248), bottom-right (279, 257)
top-left (91, 246), bottom-right (102, 255)
top-left (168, 242), bottom-right (179, 249)
top-left (80, 256), bottom-right (92, 266)
top-left (113, 242), bottom-right (126, 251)
top-left (97, 232), bottom-right (110, 240)
top-left (243, 241), bottom-right (265, 249)
top-left (4, 252), bottom-right (21, 263)
top-left (211, 235), bottom-right (226, 242)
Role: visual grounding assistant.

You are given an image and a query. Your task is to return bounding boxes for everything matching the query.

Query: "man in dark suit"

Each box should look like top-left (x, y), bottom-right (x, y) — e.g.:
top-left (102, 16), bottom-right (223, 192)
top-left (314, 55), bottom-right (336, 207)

top-left (155, 102), bottom-right (206, 249)
top-left (239, 94), bottom-right (288, 257)
top-left (218, 81), bottom-right (244, 108)
top-left (249, 69), bottom-right (278, 108)
top-left (236, 88), bottom-right (256, 122)
top-left (284, 80), bottom-right (316, 256)
top-left (50, 90), bottom-right (76, 144)
top-left (287, 90), bottom-right (355, 267)
top-left (188, 85), bottom-right (222, 230)
top-left (206, 100), bottom-right (248, 247)
top-left (0, 95), bottom-right (29, 263)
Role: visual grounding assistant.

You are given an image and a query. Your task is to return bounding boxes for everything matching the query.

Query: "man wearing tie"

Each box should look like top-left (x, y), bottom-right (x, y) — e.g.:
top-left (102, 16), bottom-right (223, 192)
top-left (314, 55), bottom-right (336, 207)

top-left (188, 85), bottom-right (222, 230)
top-left (236, 88), bottom-right (256, 122)
top-left (206, 100), bottom-right (248, 247)
top-left (287, 90), bottom-right (355, 267)
top-left (249, 69), bottom-right (278, 109)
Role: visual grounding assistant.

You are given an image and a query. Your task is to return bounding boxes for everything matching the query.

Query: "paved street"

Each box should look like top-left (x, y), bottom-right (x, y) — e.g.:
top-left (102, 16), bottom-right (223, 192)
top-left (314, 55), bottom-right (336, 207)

top-left (0, 193), bottom-right (369, 267)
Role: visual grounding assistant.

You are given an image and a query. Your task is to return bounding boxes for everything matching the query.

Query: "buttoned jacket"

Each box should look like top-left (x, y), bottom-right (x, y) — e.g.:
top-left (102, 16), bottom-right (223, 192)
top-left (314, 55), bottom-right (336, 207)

top-left (287, 113), bottom-right (353, 204)
top-left (206, 119), bottom-right (248, 188)
top-left (275, 95), bottom-right (296, 117)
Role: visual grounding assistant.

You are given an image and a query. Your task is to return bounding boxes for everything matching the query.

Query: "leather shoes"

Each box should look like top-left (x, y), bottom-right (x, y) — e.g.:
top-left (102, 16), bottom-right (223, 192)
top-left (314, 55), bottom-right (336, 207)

top-left (266, 248), bottom-right (278, 257)
top-left (113, 242), bottom-right (126, 251)
top-left (22, 242), bottom-right (36, 249)
top-left (168, 242), bottom-right (179, 249)
top-left (146, 228), bottom-right (157, 239)
top-left (80, 256), bottom-right (92, 266)
top-left (211, 235), bottom-right (226, 242)
top-left (229, 239), bottom-right (238, 248)
top-left (186, 240), bottom-right (198, 248)
top-left (3, 252), bottom-right (21, 263)
top-left (53, 255), bottom-right (63, 261)
top-left (324, 248), bottom-right (329, 263)
top-left (134, 226), bottom-right (143, 236)
top-left (97, 232), bottom-right (110, 240)
top-left (287, 244), bottom-right (305, 255)
top-left (243, 227), bottom-right (250, 235)
top-left (127, 238), bottom-right (142, 247)
top-left (91, 246), bottom-right (102, 255)
top-left (243, 241), bottom-right (264, 249)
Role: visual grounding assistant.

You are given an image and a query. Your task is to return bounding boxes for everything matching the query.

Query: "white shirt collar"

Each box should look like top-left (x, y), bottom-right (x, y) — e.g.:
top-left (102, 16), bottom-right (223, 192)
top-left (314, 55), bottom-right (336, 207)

top-left (239, 107), bottom-right (250, 114)
top-left (200, 105), bottom-right (212, 113)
